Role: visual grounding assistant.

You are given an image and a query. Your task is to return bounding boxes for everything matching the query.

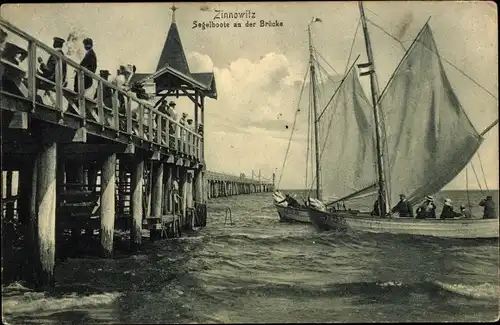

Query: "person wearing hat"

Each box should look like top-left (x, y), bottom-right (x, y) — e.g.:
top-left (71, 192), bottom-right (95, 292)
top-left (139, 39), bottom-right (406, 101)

top-left (440, 198), bottom-right (461, 219)
top-left (37, 36), bottom-right (67, 87)
top-left (94, 70), bottom-right (112, 108)
top-left (74, 37), bottom-right (97, 92)
top-left (166, 101), bottom-right (178, 147)
top-left (390, 193), bottom-right (414, 218)
top-left (479, 195), bottom-right (497, 219)
top-left (459, 204), bottom-right (473, 219)
top-left (416, 195), bottom-right (437, 219)
top-left (186, 118), bottom-right (195, 132)
top-left (112, 65), bottom-right (131, 113)
top-left (180, 112), bottom-right (188, 126)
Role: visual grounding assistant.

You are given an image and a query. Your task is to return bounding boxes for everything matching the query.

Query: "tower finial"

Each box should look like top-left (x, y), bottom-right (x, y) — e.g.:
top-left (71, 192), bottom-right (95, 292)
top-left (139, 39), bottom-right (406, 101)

top-left (171, 3), bottom-right (178, 23)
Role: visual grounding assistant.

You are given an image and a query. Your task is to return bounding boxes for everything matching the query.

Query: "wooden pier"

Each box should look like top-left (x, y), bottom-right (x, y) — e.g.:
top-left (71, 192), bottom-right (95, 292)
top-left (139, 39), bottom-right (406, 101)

top-left (0, 14), bottom-right (221, 288)
top-left (205, 171), bottom-right (274, 198)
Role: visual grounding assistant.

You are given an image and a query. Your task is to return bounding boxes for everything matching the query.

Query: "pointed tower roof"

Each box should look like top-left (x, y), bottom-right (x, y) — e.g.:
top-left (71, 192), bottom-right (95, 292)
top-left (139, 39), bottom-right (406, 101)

top-left (156, 4), bottom-right (190, 74)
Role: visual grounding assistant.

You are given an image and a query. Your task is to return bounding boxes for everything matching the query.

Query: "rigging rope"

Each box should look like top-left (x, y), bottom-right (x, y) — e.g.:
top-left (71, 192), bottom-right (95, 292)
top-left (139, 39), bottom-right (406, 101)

top-left (317, 54), bottom-right (361, 122)
top-left (365, 17), bottom-right (498, 101)
top-left (276, 68), bottom-right (310, 190)
top-left (470, 161), bottom-right (485, 195)
top-left (314, 49), bottom-right (341, 76)
top-left (316, 61), bottom-right (343, 85)
top-left (465, 165), bottom-right (472, 211)
top-left (476, 152), bottom-right (490, 191)
top-left (344, 18), bottom-right (361, 76)
top-left (366, 18), bottom-right (407, 52)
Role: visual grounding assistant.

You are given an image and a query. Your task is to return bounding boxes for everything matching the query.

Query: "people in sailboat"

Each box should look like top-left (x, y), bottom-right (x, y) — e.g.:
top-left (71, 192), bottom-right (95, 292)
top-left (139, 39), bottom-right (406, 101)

top-left (440, 198), bottom-right (461, 219)
top-left (479, 195), bottom-right (497, 219)
top-left (391, 194), bottom-right (414, 218)
top-left (416, 196), bottom-right (437, 219)
top-left (278, 194), bottom-right (301, 208)
top-left (37, 37), bottom-right (68, 88)
top-left (459, 205), bottom-right (474, 219)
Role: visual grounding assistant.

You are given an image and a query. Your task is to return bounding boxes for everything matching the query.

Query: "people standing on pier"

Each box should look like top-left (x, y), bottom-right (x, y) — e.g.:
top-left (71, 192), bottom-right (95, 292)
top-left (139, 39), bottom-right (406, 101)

top-left (113, 65), bottom-right (132, 113)
top-left (416, 196), bottom-right (437, 219)
top-left (74, 37), bottom-right (97, 93)
top-left (391, 194), bottom-right (413, 218)
top-left (479, 195), bottom-right (497, 219)
top-left (187, 118), bottom-right (194, 131)
top-left (165, 101), bottom-right (177, 146)
top-left (440, 198), bottom-right (461, 219)
top-left (180, 112), bottom-right (187, 126)
top-left (37, 37), bottom-right (68, 87)
top-left (167, 101), bottom-right (178, 121)
top-left (94, 70), bottom-right (112, 108)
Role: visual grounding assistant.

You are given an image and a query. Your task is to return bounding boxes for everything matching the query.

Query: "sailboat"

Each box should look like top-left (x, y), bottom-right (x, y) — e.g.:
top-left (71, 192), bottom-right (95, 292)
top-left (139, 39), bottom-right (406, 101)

top-left (307, 1), bottom-right (499, 239)
top-left (273, 18), bottom-right (328, 224)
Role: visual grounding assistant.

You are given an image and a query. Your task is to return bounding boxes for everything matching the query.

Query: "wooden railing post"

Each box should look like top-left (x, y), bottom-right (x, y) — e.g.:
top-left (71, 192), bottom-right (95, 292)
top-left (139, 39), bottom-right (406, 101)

top-left (27, 41), bottom-right (37, 112)
top-left (148, 108), bottom-right (154, 143)
top-left (126, 97), bottom-right (132, 136)
top-left (156, 114), bottom-right (162, 145)
top-left (139, 104), bottom-right (144, 139)
top-left (78, 70), bottom-right (85, 121)
top-left (55, 57), bottom-right (63, 116)
top-left (97, 80), bottom-right (104, 130)
top-left (112, 90), bottom-right (119, 130)
top-left (165, 117), bottom-right (170, 148)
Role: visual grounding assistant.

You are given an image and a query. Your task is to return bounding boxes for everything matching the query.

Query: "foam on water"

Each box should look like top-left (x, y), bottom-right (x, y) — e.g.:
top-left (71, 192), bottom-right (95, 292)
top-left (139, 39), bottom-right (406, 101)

top-left (2, 190), bottom-right (499, 323)
top-left (2, 283), bottom-right (120, 315)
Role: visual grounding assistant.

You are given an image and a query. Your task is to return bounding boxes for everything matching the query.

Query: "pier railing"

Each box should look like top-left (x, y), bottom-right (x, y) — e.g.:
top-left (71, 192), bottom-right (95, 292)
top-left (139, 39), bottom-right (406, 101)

top-left (0, 18), bottom-right (202, 160)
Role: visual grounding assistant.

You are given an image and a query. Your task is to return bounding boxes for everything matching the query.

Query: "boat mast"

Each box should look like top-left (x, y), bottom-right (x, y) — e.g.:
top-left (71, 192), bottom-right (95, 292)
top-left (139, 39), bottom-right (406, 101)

top-left (358, 1), bottom-right (387, 216)
top-left (308, 19), bottom-right (322, 201)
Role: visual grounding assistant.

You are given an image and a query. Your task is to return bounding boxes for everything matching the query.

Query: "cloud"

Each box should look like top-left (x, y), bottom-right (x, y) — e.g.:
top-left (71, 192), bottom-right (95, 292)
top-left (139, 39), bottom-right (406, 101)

top-left (188, 50), bottom-right (312, 187)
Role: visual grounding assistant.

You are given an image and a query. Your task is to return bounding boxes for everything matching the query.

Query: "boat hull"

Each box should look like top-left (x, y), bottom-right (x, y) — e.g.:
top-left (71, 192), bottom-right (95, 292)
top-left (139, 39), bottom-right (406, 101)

top-left (275, 204), bottom-right (311, 223)
top-left (308, 208), bottom-right (499, 239)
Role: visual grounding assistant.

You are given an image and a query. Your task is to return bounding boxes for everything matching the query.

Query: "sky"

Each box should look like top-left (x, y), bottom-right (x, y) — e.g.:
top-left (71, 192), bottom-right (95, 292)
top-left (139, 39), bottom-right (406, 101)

top-left (1, 1), bottom-right (498, 190)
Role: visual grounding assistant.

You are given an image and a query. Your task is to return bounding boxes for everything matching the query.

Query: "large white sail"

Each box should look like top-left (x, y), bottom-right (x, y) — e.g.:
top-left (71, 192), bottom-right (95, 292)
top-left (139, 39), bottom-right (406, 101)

top-left (319, 67), bottom-right (378, 201)
top-left (379, 24), bottom-right (483, 207)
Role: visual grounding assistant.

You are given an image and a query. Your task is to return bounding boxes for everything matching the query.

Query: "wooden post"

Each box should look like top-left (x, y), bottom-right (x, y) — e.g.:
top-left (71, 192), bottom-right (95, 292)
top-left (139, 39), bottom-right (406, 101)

top-left (164, 166), bottom-right (172, 214)
top-left (130, 157), bottom-right (144, 250)
top-left (35, 141), bottom-right (57, 287)
top-left (100, 153), bottom-right (116, 258)
top-left (6, 170), bottom-right (14, 221)
top-left (179, 168), bottom-right (187, 228)
top-left (151, 162), bottom-right (164, 217)
top-left (186, 171), bottom-right (193, 209)
top-left (194, 169), bottom-right (203, 204)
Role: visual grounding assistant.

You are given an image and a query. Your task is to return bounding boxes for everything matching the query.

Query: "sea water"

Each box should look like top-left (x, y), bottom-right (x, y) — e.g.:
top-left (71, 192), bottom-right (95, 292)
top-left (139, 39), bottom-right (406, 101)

top-left (2, 190), bottom-right (499, 323)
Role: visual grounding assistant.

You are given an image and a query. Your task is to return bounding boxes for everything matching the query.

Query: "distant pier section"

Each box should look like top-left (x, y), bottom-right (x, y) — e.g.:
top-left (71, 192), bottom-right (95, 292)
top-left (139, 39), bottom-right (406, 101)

top-left (205, 171), bottom-right (274, 198)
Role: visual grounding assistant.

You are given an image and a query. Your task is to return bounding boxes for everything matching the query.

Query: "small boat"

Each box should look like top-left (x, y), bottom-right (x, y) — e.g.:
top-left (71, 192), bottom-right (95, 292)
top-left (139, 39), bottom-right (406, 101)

top-left (308, 209), bottom-right (499, 239)
top-left (272, 17), bottom-right (329, 224)
top-left (273, 191), bottom-right (324, 223)
top-left (306, 1), bottom-right (498, 239)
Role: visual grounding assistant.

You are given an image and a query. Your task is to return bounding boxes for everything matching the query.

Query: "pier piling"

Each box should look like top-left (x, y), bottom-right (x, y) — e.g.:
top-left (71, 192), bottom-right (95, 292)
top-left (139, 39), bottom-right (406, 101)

top-left (130, 157), bottom-right (144, 250)
top-left (100, 153), bottom-right (116, 258)
top-left (35, 141), bottom-right (57, 287)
